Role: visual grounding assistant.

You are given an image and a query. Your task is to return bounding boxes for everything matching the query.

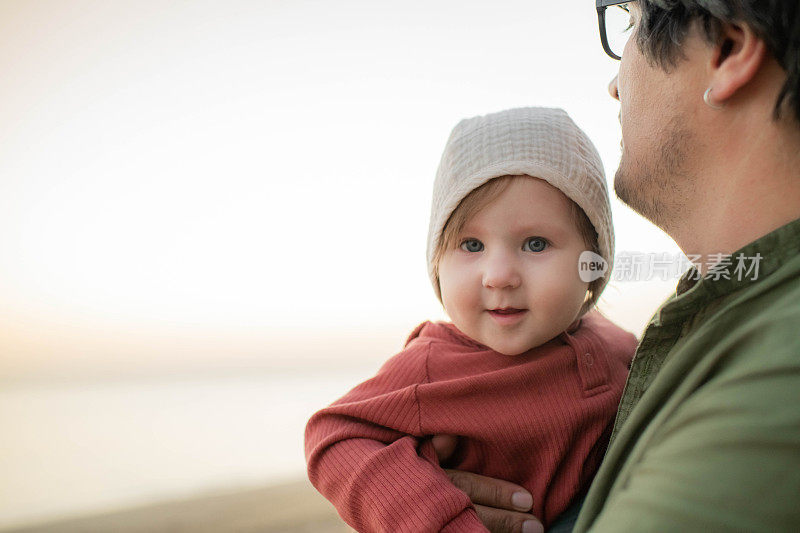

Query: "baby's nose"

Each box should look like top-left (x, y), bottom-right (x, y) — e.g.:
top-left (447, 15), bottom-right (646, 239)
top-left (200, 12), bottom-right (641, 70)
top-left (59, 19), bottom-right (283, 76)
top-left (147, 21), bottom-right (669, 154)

top-left (482, 258), bottom-right (522, 289)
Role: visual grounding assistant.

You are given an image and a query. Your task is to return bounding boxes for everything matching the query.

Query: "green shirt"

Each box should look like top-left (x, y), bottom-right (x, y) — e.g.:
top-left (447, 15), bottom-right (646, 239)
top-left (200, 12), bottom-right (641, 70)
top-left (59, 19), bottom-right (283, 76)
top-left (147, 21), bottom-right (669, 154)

top-left (574, 218), bottom-right (800, 532)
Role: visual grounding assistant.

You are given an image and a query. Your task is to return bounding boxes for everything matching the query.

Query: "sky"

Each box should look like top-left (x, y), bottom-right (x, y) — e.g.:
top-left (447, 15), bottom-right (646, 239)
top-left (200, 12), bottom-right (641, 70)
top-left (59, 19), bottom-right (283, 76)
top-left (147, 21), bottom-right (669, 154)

top-left (0, 0), bottom-right (682, 381)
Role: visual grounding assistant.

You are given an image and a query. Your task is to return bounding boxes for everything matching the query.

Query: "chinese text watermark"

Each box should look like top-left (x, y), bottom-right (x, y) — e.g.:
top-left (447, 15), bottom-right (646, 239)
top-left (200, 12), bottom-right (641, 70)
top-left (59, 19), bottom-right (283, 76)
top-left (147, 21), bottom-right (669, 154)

top-left (579, 251), bottom-right (762, 283)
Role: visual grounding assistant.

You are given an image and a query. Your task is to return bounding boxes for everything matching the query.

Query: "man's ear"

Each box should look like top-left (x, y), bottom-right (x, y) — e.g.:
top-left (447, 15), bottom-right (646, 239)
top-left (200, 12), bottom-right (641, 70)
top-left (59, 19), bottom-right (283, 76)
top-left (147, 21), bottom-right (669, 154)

top-left (708, 22), bottom-right (768, 102)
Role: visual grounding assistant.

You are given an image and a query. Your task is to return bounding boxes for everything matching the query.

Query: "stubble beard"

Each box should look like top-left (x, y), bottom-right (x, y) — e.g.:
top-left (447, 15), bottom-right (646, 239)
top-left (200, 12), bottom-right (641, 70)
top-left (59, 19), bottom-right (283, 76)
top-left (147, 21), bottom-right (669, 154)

top-left (614, 114), bottom-right (696, 234)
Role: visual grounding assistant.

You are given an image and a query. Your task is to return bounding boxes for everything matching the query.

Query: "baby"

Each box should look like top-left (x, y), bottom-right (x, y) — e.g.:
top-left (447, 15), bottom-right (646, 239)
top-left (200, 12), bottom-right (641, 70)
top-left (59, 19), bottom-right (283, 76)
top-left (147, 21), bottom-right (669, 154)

top-left (305, 107), bottom-right (638, 532)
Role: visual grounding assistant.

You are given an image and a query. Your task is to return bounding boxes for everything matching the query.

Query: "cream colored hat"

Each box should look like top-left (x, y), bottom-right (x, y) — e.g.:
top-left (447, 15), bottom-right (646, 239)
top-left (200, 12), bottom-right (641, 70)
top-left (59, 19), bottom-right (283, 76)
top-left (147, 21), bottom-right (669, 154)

top-left (427, 107), bottom-right (614, 311)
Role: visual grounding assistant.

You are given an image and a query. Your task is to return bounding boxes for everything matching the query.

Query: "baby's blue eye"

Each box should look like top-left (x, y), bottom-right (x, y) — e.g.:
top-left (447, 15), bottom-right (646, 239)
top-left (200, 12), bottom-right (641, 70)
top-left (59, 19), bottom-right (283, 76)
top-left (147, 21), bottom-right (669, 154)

top-left (524, 237), bottom-right (548, 253)
top-left (460, 239), bottom-right (484, 253)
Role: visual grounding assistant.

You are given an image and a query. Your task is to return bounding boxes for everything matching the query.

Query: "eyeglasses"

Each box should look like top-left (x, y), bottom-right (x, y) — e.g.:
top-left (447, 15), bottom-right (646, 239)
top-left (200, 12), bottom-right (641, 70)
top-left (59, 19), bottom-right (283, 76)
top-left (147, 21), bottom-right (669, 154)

top-left (596, 1), bottom-right (636, 60)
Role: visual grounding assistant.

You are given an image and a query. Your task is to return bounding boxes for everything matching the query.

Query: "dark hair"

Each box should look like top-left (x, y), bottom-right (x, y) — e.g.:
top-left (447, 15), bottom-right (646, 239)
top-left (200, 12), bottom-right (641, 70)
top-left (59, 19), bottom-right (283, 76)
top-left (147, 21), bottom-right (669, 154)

top-left (636, 1), bottom-right (800, 123)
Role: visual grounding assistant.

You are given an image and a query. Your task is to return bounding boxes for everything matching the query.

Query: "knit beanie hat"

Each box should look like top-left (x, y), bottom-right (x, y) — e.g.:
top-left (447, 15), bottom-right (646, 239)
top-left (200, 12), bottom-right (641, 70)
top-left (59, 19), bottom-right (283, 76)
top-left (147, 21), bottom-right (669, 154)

top-left (426, 107), bottom-right (614, 313)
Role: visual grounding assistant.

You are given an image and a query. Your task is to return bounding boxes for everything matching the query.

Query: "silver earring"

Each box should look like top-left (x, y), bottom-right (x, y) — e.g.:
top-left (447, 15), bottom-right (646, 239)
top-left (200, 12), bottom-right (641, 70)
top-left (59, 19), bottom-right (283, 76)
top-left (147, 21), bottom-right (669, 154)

top-left (703, 87), bottom-right (724, 110)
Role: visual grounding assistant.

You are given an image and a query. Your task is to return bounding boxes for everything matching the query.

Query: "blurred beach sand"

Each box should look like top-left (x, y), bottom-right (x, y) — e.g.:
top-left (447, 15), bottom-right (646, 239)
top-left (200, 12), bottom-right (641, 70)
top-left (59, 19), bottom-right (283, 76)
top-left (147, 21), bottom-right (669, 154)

top-left (6, 479), bottom-right (352, 533)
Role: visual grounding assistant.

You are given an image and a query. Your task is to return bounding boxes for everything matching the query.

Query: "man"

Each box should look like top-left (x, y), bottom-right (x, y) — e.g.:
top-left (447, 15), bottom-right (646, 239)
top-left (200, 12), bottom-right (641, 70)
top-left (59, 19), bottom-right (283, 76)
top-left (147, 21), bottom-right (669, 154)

top-left (433, 1), bottom-right (800, 531)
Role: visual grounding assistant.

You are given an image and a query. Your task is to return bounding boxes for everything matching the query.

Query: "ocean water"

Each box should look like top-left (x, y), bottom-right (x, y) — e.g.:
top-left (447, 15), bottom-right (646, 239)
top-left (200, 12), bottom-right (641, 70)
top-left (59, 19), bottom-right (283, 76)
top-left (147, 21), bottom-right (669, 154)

top-left (0, 367), bottom-right (376, 530)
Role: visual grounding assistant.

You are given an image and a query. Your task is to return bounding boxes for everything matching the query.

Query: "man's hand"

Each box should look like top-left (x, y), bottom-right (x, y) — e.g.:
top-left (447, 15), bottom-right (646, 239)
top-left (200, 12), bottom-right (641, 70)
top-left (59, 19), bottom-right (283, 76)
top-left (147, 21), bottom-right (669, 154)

top-left (431, 435), bottom-right (544, 533)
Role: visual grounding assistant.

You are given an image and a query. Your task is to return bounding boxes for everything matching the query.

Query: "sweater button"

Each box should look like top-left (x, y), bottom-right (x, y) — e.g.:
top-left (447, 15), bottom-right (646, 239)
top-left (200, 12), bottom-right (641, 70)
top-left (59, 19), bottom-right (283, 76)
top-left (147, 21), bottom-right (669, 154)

top-left (583, 353), bottom-right (593, 366)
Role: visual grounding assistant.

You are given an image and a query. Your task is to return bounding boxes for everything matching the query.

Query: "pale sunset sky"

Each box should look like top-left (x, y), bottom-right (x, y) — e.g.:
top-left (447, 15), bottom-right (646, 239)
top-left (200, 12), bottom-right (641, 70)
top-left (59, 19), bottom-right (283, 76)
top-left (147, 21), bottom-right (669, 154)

top-left (0, 0), bottom-right (681, 382)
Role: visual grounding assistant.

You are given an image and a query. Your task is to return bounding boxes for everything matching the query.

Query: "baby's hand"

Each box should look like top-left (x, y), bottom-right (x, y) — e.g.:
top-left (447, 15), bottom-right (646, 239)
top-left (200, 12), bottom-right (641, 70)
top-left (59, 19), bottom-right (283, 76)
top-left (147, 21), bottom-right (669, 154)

top-left (431, 435), bottom-right (544, 533)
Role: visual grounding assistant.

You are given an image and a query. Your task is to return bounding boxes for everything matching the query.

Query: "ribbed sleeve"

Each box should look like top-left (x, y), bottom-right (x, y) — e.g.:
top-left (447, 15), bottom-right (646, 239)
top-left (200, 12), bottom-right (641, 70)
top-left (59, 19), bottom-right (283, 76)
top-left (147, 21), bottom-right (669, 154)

top-left (305, 341), bottom-right (487, 532)
top-left (305, 313), bottom-right (637, 531)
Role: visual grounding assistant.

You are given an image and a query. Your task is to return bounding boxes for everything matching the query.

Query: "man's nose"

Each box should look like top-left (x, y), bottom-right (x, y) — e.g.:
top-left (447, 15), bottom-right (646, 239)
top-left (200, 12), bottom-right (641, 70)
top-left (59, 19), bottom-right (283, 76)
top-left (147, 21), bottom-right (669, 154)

top-left (608, 74), bottom-right (620, 101)
top-left (482, 254), bottom-right (521, 289)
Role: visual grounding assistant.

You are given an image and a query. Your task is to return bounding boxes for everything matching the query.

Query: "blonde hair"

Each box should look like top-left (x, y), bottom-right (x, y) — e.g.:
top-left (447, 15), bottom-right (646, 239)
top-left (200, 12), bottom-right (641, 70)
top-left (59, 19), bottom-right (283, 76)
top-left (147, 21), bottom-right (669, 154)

top-left (431, 175), bottom-right (602, 315)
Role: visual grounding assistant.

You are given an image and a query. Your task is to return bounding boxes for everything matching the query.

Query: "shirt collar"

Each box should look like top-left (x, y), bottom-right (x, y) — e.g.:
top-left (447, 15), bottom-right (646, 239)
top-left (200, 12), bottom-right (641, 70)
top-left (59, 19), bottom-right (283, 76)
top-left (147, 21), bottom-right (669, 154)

top-left (666, 215), bottom-right (800, 317)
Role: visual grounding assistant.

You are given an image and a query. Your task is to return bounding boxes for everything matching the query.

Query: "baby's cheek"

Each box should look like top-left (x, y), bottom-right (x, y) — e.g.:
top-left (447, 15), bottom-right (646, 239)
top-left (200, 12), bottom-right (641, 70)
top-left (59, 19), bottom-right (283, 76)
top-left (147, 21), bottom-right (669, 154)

top-left (538, 266), bottom-right (586, 313)
top-left (448, 286), bottom-right (479, 322)
top-left (440, 275), bottom-right (474, 322)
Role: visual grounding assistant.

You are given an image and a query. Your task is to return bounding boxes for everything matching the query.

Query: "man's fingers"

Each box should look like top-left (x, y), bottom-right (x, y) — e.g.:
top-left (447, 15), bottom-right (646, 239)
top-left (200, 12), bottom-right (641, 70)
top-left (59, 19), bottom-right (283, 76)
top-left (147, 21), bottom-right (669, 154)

top-left (475, 504), bottom-right (543, 533)
top-left (439, 456), bottom-right (542, 533)
top-left (443, 468), bottom-right (534, 511)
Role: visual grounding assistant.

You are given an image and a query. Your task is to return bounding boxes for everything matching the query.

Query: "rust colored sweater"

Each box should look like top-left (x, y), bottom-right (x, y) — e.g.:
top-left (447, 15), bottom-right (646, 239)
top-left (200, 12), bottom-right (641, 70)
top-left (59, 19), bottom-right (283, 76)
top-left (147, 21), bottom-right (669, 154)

top-left (305, 311), bottom-right (637, 532)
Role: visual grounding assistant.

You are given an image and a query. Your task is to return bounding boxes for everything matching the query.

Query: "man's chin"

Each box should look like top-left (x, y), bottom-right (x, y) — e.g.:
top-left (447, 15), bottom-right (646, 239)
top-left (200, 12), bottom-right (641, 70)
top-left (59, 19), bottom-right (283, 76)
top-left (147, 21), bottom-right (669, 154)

top-left (614, 165), bottom-right (650, 219)
top-left (613, 164), bottom-right (633, 206)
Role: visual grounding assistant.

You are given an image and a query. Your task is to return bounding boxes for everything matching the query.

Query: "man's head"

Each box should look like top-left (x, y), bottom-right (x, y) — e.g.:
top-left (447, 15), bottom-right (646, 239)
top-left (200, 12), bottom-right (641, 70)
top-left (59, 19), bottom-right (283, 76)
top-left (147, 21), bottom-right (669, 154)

top-left (632, 1), bottom-right (799, 123)
top-left (603, 1), bottom-right (800, 235)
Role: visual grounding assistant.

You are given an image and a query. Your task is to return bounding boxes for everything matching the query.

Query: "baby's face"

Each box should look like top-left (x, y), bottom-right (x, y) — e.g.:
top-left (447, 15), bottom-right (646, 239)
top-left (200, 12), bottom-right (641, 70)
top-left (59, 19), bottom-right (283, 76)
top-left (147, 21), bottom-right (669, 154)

top-left (438, 177), bottom-right (590, 355)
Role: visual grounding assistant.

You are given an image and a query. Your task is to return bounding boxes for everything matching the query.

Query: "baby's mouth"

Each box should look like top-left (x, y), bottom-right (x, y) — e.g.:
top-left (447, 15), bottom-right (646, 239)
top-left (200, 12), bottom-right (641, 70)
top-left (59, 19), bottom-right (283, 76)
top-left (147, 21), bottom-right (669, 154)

top-left (488, 308), bottom-right (527, 316)
top-left (487, 308), bottom-right (528, 324)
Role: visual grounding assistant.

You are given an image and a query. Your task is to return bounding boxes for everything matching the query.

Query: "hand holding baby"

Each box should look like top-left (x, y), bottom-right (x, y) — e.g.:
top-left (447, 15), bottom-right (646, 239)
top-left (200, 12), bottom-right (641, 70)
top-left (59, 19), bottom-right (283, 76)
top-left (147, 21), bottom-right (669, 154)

top-left (432, 434), bottom-right (542, 533)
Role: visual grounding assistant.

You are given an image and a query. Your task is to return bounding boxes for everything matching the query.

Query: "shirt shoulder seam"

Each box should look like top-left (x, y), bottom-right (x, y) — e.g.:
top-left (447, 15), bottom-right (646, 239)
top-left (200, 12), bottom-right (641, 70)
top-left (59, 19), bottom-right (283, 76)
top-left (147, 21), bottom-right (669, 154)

top-left (413, 341), bottom-right (433, 435)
